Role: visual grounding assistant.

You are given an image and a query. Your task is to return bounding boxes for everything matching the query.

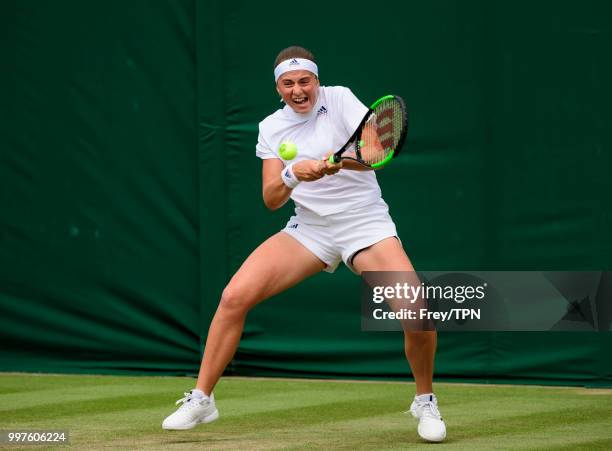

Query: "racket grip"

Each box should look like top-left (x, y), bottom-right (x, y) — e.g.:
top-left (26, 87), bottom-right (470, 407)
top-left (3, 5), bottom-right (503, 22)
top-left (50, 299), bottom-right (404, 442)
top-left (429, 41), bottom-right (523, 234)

top-left (328, 154), bottom-right (338, 164)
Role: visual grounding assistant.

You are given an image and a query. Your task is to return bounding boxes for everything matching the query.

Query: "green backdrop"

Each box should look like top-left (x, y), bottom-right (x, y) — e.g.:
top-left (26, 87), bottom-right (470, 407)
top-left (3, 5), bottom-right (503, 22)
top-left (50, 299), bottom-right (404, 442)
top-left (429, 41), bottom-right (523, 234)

top-left (1, 0), bottom-right (611, 386)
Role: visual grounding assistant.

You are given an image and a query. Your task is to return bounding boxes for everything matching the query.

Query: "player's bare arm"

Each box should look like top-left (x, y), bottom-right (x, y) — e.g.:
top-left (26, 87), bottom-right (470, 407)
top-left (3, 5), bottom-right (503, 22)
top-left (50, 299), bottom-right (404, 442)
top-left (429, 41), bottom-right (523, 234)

top-left (262, 158), bottom-right (341, 210)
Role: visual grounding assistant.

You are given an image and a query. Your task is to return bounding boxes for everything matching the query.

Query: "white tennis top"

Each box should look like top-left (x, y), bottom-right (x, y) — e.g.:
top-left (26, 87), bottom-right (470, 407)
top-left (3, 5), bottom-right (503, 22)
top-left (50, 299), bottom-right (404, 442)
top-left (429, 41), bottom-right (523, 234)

top-left (256, 86), bottom-right (382, 216)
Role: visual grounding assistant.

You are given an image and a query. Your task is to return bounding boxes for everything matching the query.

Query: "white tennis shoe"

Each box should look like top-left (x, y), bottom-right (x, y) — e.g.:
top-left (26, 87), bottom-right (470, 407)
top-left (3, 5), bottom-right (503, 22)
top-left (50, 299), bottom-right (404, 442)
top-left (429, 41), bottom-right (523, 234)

top-left (162, 390), bottom-right (219, 430)
top-left (409, 394), bottom-right (446, 442)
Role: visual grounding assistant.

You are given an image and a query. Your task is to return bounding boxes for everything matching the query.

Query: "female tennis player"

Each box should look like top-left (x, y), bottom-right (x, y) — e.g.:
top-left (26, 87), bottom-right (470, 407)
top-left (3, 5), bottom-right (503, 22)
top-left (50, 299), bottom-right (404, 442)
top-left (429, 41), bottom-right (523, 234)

top-left (162, 46), bottom-right (446, 443)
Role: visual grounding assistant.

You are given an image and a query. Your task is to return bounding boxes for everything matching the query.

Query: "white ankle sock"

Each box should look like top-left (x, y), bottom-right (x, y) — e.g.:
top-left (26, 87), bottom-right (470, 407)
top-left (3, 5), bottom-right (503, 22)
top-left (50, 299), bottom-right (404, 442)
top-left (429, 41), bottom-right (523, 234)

top-left (415, 393), bottom-right (435, 403)
top-left (191, 389), bottom-right (206, 399)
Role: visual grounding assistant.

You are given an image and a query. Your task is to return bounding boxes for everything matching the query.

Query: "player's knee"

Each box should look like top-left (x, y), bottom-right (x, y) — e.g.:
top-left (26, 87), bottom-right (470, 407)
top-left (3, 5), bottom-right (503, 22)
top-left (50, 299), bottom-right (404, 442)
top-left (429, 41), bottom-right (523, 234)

top-left (218, 286), bottom-right (252, 317)
top-left (404, 330), bottom-right (436, 345)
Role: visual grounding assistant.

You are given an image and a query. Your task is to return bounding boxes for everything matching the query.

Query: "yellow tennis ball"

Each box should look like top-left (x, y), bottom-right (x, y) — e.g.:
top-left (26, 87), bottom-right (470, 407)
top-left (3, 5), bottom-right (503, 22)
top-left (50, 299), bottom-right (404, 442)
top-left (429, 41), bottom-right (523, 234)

top-left (279, 141), bottom-right (298, 160)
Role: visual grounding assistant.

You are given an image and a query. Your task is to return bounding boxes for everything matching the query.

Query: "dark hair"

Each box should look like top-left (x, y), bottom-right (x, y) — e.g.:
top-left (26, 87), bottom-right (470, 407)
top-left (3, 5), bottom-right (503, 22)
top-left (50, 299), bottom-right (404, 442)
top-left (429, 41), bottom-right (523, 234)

top-left (274, 46), bottom-right (316, 68)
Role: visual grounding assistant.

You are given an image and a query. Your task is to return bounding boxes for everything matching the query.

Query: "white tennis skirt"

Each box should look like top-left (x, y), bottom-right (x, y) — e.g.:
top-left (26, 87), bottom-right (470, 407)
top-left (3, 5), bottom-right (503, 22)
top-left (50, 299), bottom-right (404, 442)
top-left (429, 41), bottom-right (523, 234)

top-left (281, 198), bottom-right (400, 274)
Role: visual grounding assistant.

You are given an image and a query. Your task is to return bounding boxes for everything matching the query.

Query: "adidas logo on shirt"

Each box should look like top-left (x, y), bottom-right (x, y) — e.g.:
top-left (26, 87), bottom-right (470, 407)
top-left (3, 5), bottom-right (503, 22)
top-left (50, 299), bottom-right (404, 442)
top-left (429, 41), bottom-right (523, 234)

top-left (317, 106), bottom-right (328, 116)
top-left (287, 223), bottom-right (299, 229)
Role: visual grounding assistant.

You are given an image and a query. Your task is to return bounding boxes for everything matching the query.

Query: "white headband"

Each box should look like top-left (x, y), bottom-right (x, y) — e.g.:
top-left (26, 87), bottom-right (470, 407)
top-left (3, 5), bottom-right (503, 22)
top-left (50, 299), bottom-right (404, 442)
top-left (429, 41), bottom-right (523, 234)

top-left (274, 58), bottom-right (319, 82)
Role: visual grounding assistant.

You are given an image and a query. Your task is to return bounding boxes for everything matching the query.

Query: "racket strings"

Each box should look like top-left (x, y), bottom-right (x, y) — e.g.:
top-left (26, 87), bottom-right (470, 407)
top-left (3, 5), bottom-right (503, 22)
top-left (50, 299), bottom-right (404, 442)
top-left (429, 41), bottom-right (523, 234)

top-left (357, 98), bottom-right (403, 165)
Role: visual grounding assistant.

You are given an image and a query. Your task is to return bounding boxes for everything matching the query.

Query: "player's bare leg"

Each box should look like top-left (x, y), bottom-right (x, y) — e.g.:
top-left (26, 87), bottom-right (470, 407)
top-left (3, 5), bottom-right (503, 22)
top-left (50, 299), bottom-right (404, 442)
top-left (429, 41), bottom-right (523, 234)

top-left (197, 232), bottom-right (325, 395)
top-left (352, 237), bottom-right (445, 442)
top-left (162, 232), bottom-right (325, 430)
top-left (352, 237), bottom-right (436, 394)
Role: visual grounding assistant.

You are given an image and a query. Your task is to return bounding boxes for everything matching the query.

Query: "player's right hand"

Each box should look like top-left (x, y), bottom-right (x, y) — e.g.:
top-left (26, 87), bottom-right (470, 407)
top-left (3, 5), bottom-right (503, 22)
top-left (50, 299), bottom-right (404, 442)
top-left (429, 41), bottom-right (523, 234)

top-left (293, 160), bottom-right (334, 181)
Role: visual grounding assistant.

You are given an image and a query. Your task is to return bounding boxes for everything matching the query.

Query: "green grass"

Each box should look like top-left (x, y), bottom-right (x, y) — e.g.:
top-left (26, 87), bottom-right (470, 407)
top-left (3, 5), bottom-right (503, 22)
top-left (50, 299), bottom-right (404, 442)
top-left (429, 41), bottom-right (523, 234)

top-left (1, 374), bottom-right (611, 450)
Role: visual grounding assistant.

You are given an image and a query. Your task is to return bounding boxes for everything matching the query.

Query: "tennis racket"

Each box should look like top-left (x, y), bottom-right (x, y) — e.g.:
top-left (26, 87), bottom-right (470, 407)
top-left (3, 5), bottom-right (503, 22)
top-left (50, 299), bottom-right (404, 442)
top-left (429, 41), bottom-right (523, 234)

top-left (328, 95), bottom-right (407, 169)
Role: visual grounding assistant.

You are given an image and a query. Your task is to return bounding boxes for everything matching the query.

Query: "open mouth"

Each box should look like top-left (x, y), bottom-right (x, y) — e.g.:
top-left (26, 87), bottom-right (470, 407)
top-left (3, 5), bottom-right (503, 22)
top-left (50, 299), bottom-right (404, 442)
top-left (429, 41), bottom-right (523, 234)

top-left (292, 97), bottom-right (308, 105)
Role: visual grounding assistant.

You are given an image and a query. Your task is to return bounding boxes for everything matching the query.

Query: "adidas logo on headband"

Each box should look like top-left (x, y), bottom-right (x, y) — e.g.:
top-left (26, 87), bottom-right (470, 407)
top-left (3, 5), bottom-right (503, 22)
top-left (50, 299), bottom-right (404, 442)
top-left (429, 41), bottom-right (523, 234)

top-left (274, 58), bottom-right (319, 82)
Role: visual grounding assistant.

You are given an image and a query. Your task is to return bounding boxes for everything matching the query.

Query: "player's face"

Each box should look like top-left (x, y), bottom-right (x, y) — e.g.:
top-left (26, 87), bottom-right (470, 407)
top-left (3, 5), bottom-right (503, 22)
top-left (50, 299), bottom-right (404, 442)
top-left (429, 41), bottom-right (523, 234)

top-left (276, 70), bottom-right (319, 114)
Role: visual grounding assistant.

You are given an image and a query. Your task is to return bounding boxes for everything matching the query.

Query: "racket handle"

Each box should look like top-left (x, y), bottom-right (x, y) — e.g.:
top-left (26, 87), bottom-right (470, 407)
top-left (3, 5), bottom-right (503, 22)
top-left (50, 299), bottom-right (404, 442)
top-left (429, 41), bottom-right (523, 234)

top-left (328, 154), bottom-right (339, 164)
